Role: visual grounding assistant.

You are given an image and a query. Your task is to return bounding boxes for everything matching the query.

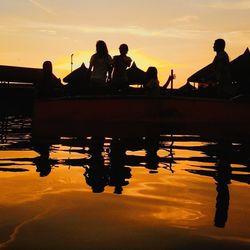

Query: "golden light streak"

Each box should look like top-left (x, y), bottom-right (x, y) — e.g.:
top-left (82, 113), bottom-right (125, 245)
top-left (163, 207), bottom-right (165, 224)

top-left (0, 209), bottom-right (49, 249)
top-left (209, 0), bottom-right (250, 10)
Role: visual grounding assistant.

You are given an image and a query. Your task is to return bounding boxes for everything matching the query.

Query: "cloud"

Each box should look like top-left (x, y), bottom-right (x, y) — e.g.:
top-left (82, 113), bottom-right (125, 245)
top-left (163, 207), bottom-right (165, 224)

top-left (77, 25), bottom-right (207, 40)
top-left (24, 21), bottom-right (210, 40)
top-left (208, 0), bottom-right (250, 10)
top-left (29, 0), bottom-right (55, 15)
top-left (39, 29), bottom-right (57, 34)
top-left (171, 15), bottom-right (200, 25)
top-left (80, 26), bottom-right (158, 37)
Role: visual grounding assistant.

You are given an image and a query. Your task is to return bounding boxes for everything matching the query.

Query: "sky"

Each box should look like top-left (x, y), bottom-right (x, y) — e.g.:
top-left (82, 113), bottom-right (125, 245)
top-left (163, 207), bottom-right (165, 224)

top-left (0, 0), bottom-right (250, 87)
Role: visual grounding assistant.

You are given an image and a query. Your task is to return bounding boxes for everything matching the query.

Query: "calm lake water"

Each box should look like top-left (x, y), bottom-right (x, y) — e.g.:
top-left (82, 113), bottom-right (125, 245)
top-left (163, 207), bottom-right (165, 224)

top-left (0, 114), bottom-right (249, 250)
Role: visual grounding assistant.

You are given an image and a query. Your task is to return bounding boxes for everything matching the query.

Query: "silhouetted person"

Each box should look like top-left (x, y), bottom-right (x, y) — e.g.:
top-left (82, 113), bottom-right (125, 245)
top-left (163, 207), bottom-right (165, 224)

top-left (144, 66), bottom-right (160, 96)
top-left (108, 138), bottom-right (131, 194)
top-left (212, 39), bottom-right (232, 97)
top-left (83, 137), bottom-right (108, 193)
top-left (162, 74), bottom-right (175, 90)
top-left (37, 61), bottom-right (62, 97)
top-left (89, 40), bottom-right (113, 89)
top-left (214, 141), bottom-right (232, 228)
top-left (111, 44), bottom-right (132, 92)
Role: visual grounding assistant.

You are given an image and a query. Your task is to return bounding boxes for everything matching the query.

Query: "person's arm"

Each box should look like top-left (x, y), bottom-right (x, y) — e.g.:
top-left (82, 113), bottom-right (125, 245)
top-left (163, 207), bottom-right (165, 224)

top-left (88, 55), bottom-right (94, 73)
top-left (126, 57), bottom-right (132, 68)
top-left (107, 56), bottom-right (113, 83)
top-left (162, 74), bottom-right (175, 89)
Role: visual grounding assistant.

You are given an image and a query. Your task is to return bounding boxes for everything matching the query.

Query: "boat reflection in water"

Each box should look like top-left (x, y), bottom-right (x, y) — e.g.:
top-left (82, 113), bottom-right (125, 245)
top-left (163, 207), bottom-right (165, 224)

top-left (0, 114), bottom-right (250, 249)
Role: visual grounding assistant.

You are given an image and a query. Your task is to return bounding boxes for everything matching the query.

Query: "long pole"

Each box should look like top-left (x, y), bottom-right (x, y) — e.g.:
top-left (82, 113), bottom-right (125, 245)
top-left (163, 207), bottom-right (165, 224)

top-left (170, 69), bottom-right (174, 90)
top-left (71, 54), bottom-right (74, 72)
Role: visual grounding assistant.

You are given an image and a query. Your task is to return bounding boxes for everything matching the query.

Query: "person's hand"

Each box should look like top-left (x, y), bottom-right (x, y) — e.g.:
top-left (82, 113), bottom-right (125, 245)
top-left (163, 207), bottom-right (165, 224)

top-left (169, 74), bottom-right (176, 81)
top-left (106, 78), bottom-right (111, 84)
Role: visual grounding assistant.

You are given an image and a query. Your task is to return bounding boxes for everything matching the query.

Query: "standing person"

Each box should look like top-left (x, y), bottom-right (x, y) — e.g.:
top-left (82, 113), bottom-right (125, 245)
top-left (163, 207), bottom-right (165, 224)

top-left (89, 40), bottom-right (113, 88)
top-left (212, 38), bottom-right (232, 97)
top-left (144, 66), bottom-right (160, 96)
top-left (112, 43), bottom-right (132, 92)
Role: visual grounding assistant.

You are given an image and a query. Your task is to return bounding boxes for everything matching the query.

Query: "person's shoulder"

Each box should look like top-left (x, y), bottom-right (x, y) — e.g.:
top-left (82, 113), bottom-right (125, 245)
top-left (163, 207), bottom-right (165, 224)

top-left (218, 51), bottom-right (228, 58)
top-left (214, 51), bottom-right (228, 62)
top-left (125, 56), bottom-right (132, 62)
top-left (223, 51), bottom-right (229, 59)
top-left (90, 53), bottom-right (97, 61)
top-left (107, 54), bottom-right (113, 63)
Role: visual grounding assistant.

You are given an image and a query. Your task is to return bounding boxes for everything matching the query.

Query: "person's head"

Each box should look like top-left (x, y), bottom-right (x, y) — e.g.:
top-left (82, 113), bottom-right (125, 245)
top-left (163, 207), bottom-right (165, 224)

top-left (119, 44), bottom-right (129, 55)
top-left (213, 39), bottom-right (226, 52)
top-left (43, 61), bottom-right (53, 75)
top-left (146, 66), bottom-right (158, 80)
top-left (92, 185), bottom-right (105, 193)
top-left (96, 40), bottom-right (108, 56)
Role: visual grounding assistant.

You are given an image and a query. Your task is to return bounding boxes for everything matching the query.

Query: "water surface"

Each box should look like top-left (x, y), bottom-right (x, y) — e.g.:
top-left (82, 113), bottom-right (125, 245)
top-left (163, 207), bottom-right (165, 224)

top-left (0, 115), bottom-right (249, 249)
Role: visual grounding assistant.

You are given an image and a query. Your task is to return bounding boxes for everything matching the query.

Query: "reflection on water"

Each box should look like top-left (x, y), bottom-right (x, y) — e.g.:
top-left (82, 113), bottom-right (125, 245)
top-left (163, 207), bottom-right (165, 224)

top-left (0, 114), bottom-right (250, 249)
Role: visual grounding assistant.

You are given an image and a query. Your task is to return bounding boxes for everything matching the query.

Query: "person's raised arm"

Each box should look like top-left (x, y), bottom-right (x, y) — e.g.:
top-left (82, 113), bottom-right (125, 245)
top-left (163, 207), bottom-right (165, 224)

top-left (162, 74), bottom-right (175, 89)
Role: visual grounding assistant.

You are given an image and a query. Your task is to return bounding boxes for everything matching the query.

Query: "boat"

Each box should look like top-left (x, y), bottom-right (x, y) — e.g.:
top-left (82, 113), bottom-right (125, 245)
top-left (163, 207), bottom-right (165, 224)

top-left (32, 94), bottom-right (250, 138)
top-left (2, 52), bottom-right (250, 138)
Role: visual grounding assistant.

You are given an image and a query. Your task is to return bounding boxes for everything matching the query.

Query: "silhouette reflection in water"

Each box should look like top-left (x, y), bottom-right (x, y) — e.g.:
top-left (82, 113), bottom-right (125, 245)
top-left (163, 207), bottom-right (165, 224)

top-left (214, 141), bottom-right (232, 228)
top-left (109, 137), bottom-right (131, 194)
top-left (186, 140), bottom-right (234, 228)
top-left (33, 141), bottom-right (52, 177)
top-left (30, 135), bottom-right (175, 193)
top-left (83, 136), bottom-right (108, 193)
top-left (83, 137), bottom-right (132, 194)
top-left (0, 116), bottom-right (8, 144)
top-left (145, 136), bottom-right (160, 174)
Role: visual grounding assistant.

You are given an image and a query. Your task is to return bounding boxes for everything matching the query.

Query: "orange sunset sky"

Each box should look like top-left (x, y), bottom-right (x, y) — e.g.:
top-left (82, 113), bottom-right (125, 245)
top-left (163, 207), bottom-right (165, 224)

top-left (1, 0), bottom-right (250, 87)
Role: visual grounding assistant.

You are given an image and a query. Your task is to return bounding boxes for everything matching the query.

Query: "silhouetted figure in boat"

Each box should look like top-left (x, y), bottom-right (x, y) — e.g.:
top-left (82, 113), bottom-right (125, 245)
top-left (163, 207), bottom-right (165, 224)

top-left (214, 141), bottom-right (232, 228)
top-left (111, 44), bottom-right (132, 93)
top-left (83, 137), bottom-right (108, 193)
top-left (89, 40), bottom-right (113, 90)
top-left (144, 67), bottom-right (160, 96)
top-left (162, 73), bottom-right (175, 90)
top-left (108, 138), bottom-right (132, 194)
top-left (212, 39), bottom-right (233, 97)
top-left (37, 61), bottom-right (62, 97)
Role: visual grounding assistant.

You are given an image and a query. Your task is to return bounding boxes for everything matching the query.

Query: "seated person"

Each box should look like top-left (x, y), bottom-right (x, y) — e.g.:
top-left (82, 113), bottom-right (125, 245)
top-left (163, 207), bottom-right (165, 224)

top-left (144, 66), bottom-right (160, 96)
top-left (37, 60), bottom-right (62, 97)
top-left (212, 38), bottom-right (232, 97)
top-left (112, 44), bottom-right (132, 91)
top-left (162, 73), bottom-right (175, 89)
